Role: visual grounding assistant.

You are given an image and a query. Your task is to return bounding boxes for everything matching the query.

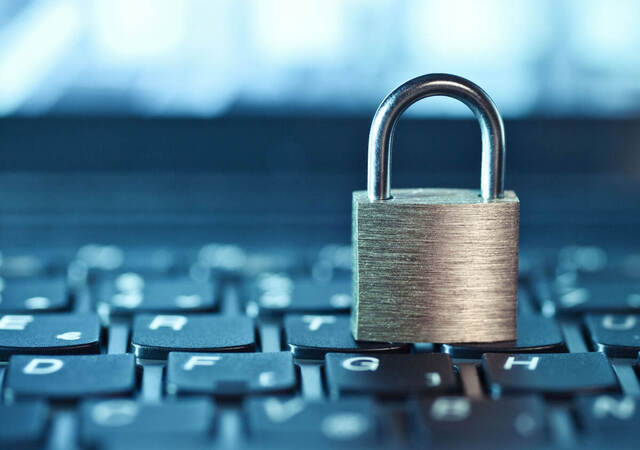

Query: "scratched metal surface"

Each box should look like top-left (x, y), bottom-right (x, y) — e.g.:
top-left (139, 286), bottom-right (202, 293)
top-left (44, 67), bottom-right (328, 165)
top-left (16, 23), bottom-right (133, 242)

top-left (352, 188), bottom-right (519, 343)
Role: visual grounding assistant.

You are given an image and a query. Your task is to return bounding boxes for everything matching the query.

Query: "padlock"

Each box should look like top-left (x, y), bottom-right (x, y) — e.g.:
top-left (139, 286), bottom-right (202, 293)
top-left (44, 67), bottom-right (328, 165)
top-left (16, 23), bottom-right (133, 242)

top-left (351, 74), bottom-right (519, 344)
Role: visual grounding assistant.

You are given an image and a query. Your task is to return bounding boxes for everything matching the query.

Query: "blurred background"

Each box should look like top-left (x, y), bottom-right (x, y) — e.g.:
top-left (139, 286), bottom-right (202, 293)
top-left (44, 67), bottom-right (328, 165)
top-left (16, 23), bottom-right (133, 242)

top-left (0, 6), bottom-right (638, 450)
top-left (0, 0), bottom-right (639, 248)
top-left (1, 0), bottom-right (639, 118)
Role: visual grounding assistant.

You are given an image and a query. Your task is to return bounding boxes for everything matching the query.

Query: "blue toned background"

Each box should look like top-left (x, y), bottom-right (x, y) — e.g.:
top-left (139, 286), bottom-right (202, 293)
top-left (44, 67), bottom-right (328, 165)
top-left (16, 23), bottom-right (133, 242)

top-left (0, 0), bottom-right (639, 249)
top-left (0, 0), bottom-right (639, 118)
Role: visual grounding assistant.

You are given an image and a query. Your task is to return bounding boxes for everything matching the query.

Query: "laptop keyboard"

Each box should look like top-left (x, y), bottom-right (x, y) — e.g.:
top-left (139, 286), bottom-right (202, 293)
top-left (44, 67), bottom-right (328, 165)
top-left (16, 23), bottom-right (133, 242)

top-left (0, 243), bottom-right (639, 449)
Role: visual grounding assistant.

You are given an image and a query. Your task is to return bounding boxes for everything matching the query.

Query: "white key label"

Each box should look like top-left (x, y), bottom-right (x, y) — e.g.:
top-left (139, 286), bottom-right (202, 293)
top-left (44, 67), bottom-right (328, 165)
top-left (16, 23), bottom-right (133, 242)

top-left (23, 358), bottom-right (64, 375)
top-left (149, 315), bottom-right (187, 331)
top-left (302, 315), bottom-right (336, 331)
top-left (0, 315), bottom-right (34, 330)
top-left (183, 355), bottom-right (221, 371)
top-left (56, 331), bottom-right (82, 341)
top-left (341, 356), bottom-right (379, 372)
top-left (503, 356), bottom-right (540, 371)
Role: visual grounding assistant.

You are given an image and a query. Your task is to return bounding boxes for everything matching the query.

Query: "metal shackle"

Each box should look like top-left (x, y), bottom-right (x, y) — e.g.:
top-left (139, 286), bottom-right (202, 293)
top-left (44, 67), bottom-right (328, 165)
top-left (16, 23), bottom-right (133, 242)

top-left (367, 73), bottom-right (506, 202)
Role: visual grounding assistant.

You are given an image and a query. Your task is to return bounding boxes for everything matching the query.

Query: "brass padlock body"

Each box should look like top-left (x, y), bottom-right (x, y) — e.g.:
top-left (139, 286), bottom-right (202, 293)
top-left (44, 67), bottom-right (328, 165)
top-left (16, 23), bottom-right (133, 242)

top-left (351, 188), bottom-right (519, 343)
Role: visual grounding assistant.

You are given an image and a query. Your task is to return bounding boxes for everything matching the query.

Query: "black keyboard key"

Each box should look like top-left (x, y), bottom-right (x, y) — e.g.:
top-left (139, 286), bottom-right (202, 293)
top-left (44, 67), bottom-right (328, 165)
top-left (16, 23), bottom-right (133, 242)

top-left (0, 313), bottom-right (101, 361)
top-left (574, 395), bottom-right (638, 448)
top-left (0, 277), bottom-right (69, 312)
top-left (284, 314), bottom-right (408, 359)
top-left (537, 280), bottom-right (640, 315)
top-left (585, 314), bottom-right (640, 357)
top-left (90, 435), bottom-right (213, 450)
top-left (77, 245), bottom-right (176, 274)
top-left (576, 395), bottom-right (639, 430)
top-left (517, 251), bottom-right (533, 279)
top-left (618, 253), bottom-right (640, 280)
top-left (98, 273), bottom-right (217, 316)
top-left (247, 274), bottom-right (352, 316)
top-left (0, 250), bottom-right (58, 278)
top-left (482, 353), bottom-right (618, 397)
top-left (325, 353), bottom-right (457, 397)
top-left (0, 401), bottom-right (49, 449)
top-left (556, 245), bottom-right (609, 273)
top-left (415, 396), bottom-right (547, 446)
top-left (196, 244), bottom-right (303, 278)
top-left (167, 351), bottom-right (296, 396)
top-left (555, 247), bottom-right (640, 283)
top-left (246, 397), bottom-right (379, 446)
top-left (443, 313), bottom-right (566, 358)
top-left (5, 354), bottom-right (135, 400)
top-left (312, 244), bottom-right (352, 280)
top-left (131, 314), bottom-right (255, 359)
top-left (80, 398), bottom-right (214, 446)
